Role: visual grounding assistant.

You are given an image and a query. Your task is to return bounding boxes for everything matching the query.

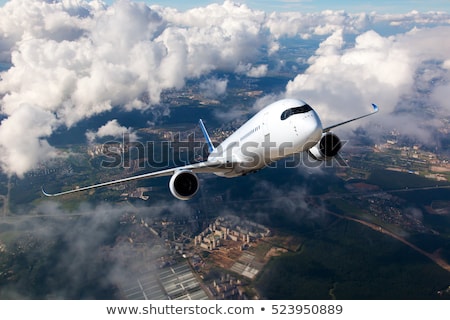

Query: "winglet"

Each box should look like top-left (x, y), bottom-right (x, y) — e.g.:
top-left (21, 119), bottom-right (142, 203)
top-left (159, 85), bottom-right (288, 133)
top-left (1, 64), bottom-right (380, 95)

top-left (199, 119), bottom-right (215, 153)
top-left (372, 103), bottom-right (379, 113)
top-left (41, 186), bottom-right (55, 197)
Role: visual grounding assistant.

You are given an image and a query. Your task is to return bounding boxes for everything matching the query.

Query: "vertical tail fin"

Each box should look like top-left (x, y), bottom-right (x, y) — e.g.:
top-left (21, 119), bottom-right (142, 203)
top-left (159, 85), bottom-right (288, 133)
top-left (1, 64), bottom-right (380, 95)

top-left (198, 119), bottom-right (215, 153)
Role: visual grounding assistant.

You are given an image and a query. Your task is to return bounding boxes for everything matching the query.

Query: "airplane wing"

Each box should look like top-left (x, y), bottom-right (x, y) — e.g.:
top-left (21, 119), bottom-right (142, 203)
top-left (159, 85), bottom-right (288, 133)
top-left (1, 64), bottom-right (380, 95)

top-left (42, 160), bottom-right (225, 197)
top-left (322, 103), bottom-right (379, 133)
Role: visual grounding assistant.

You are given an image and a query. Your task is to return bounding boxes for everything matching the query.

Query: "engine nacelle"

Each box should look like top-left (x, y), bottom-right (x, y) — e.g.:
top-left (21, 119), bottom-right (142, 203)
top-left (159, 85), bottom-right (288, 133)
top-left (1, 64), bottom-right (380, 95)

top-left (308, 132), bottom-right (342, 161)
top-left (169, 170), bottom-right (199, 200)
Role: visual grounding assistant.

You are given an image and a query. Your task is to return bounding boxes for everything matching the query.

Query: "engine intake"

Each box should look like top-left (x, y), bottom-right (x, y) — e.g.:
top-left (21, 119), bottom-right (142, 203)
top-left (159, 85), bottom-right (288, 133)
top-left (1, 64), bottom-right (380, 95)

top-left (169, 170), bottom-right (199, 200)
top-left (308, 132), bottom-right (342, 161)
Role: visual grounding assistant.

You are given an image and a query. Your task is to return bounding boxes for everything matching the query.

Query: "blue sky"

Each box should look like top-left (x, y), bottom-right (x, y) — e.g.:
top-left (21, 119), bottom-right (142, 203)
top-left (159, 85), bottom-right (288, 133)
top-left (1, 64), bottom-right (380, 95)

top-left (1, 0), bottom-right (450, 13)
top-left (113, 0), bottom-right (449, 13)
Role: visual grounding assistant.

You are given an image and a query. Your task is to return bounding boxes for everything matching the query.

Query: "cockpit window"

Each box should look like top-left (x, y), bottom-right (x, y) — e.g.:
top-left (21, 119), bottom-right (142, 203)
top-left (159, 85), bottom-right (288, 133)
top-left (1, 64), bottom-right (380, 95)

top-left (280, 104), bottom-right (313, 120)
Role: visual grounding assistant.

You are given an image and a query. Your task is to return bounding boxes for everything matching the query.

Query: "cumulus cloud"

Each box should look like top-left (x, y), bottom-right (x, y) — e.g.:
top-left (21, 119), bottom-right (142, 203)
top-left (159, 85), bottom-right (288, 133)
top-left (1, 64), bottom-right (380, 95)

top-left (266, 10), bottom-right (370, 39)
top-left (266, 10), bottom-right (450, 39)
top-left (85, 119), bottom-right (138, 143)
top-left (0, 104), bottom-right (58, 177)
top-left (199, 77), bottom-right (228, 98)
top-left (0, 0), bottom-right (273, 177)
top-left (284, 26), bottom-right (450, 144)
top-left (286, 29), bottom-right (411, 119)
top-left (376, 10), bottom-right (450, 28)
top-left (237, 63), bottom-right (268, 77)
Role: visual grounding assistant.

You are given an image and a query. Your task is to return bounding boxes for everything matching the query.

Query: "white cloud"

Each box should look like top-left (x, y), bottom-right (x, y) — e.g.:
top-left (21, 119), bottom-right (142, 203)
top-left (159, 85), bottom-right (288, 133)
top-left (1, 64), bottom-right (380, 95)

top-left (0, 0), bottom-right (272, 176)
top-left (284, 26), bottom-right (450, 143)
top-left (151, 0), bottom-right (269, 76)
top-left (235, 62), bottom-right (269, 77)
top-left (376, 10), bottom-right (450, 28)
top-left (266, 10), bottom-right (369, 39)
top-left (246, 64), bottom-right (269, 78)
top-left (86, 119), bottom-right (138, 143)
top-left (199, 77), bottom-right (228, 98)
top-left (0, 104), bottom-right (58, 177)
top-left (265, 10), bottom-right (450, 40)
top-left (286, 29), bottom-right (411, 119)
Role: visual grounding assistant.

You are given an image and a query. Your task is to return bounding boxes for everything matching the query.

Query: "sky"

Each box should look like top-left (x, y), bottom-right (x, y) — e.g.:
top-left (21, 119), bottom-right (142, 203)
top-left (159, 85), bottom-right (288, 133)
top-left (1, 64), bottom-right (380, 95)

top-left (105, 0), bottom-right (450, 13)
top-left (0, 0), bottom-right (449, 177)
top-left (119, 0), bottom-right (450, 13)
top-left (2, 0), bottom-right (450, 12)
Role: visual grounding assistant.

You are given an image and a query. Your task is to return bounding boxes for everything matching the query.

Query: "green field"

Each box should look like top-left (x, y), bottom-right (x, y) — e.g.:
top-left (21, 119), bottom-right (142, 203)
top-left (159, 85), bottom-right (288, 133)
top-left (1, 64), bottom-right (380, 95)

top-left (256, 218), bottom-right (450, 299)
top-left (367, 169), bottom-right (449, 190)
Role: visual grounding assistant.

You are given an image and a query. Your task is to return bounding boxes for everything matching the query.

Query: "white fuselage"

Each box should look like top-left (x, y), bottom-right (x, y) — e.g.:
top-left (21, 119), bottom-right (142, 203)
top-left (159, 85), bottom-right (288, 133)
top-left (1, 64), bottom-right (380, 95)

top-left (208, 99), bottom-right (323, 177)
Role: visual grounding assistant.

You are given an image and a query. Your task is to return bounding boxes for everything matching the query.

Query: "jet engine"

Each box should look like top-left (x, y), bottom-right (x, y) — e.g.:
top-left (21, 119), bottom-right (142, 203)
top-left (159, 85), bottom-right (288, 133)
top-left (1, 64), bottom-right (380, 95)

top-left (169, 170), bottom-right (199, 200)
top-left (308, 132), bottom-right (342, 161)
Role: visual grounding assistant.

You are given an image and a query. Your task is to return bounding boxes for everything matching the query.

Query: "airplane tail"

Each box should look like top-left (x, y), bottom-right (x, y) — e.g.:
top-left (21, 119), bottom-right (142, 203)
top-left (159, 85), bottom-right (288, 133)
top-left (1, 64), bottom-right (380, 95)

top-left (199, 119), bottom-right (215, 153)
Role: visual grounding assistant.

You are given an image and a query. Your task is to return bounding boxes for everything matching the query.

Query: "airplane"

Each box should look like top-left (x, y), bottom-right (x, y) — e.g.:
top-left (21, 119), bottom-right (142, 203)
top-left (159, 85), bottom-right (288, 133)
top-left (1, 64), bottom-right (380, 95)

top-left (42, 98), bottom-right (378, 200)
